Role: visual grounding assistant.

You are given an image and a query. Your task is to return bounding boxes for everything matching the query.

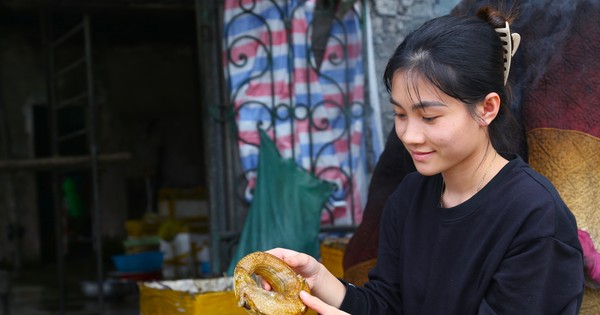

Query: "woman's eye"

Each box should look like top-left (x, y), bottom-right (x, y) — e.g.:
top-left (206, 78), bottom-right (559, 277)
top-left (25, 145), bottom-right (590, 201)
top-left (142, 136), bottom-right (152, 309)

top-left (422, 116), bottom-right (438, 122)
top-left (392, 112), bottom-right (406, 119)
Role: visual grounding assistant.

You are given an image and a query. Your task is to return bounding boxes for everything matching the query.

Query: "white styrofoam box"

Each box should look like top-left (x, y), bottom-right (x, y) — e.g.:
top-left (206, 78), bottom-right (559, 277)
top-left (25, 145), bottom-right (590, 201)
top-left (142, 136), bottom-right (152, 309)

top-left (158, 200), bottom-right (209, 219)
top-left (160, 233), bottom-right (209, 279)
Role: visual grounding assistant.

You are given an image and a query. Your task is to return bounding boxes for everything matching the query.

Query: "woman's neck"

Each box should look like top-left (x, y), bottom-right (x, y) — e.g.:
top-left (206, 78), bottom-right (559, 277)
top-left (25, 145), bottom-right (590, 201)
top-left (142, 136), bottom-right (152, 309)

top-left (440, 146), bottom-right (507, 208)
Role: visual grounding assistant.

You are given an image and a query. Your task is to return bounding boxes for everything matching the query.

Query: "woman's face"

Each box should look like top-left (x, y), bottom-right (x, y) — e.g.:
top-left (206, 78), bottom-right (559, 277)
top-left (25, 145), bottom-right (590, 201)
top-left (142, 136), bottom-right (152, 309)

top-left (390, 71), bottom-right (488, 176)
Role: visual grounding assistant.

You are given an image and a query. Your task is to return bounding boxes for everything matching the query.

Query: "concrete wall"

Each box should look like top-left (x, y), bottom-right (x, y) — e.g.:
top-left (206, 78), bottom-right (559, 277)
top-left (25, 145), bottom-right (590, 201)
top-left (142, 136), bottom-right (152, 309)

top-left (0, 21), bottom-right (46, 265)
top-left (370, 0), bottom-right (460, 136)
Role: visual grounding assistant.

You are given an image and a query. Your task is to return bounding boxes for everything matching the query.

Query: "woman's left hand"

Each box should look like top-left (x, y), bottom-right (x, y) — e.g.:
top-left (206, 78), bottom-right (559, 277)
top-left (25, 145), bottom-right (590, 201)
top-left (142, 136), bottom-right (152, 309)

top-left (299, 290), bottom-right (350, 315)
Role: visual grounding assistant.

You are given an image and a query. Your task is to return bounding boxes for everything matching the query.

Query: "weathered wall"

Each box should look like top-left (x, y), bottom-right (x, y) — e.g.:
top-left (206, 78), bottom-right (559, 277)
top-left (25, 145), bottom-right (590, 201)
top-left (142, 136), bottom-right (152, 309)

top-left (370, 0), bottom-right (460, 135)
top-left (0, 23), bottom-right (46, 265)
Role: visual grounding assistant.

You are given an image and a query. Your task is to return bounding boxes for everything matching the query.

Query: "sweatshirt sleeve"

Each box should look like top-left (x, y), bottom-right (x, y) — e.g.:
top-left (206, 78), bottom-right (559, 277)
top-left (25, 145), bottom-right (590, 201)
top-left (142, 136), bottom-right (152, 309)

top-left (339, 186), bottom-right (407, 314)
top-left (338, 271), bottom-right (404, 314)
top-left (478, 237), bottom-right (584, 314)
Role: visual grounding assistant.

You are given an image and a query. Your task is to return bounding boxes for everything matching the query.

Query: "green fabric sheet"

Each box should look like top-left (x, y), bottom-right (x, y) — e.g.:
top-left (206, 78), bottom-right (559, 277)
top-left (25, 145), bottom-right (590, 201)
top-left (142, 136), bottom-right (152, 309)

top-left (227, 130), bottom-right (332, 274)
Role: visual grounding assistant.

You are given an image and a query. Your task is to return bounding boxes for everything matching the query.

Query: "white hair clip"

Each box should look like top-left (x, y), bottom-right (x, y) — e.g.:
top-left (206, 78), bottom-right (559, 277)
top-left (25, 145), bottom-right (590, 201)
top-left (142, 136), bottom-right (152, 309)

top-left (495, 22), bottom-right (521, 85)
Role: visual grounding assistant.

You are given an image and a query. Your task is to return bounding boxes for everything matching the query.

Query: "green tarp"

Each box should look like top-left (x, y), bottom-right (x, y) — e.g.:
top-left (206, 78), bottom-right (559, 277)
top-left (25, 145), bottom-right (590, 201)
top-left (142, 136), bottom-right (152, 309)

top-left (227, 130), bottom-right (333, 274)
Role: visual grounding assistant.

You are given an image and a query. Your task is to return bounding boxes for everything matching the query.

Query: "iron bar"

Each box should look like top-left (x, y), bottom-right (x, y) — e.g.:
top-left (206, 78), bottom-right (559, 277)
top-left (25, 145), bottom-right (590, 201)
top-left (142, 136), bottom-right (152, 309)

top-left (0, 153), bottom-right (131, 172)
top-left (53, 57), bottom-right (85, 78)
top-left (50, 22), bottom-right (84, 49)
top-left (57, 92), bottom-right (87, 109)
top-left (57, 128), bottom-right (87, 143)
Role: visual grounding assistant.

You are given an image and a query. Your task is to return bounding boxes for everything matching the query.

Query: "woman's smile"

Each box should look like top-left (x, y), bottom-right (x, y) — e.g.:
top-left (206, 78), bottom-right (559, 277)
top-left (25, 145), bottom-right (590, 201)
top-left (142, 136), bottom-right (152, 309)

top-left (409, 150), bottom-right (435, 162)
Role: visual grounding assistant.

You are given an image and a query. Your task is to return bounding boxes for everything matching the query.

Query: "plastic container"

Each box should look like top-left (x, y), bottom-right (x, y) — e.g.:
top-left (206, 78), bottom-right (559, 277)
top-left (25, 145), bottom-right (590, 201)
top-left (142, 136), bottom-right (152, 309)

top-left (139, 278), bottom-right (246, 315)
top-left (198, 244), bottom-right (211, 276)
top-left (139, 277), bottom-right (318, 315)
top-left (112, 251), bottom-right (164, 273)
top-left (320, 244), bottom-right (345, 278)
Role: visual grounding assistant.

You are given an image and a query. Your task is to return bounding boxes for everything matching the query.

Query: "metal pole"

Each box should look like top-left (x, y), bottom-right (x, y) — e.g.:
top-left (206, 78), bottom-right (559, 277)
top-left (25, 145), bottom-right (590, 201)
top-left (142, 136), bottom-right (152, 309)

top-left (42, 7), bottom-right (67, 314)
top-left (195, 0), bottom-right (228, 274)
top-left (83, 15), bottom-right (105, 314)
top-left (0, 76), bottom-right (21, 278)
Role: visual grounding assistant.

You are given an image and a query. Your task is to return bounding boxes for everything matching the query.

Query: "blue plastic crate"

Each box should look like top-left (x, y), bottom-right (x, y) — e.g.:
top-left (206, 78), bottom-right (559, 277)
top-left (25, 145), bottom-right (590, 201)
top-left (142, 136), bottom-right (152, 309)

top-left (112, 251), bottom-right (164, 273)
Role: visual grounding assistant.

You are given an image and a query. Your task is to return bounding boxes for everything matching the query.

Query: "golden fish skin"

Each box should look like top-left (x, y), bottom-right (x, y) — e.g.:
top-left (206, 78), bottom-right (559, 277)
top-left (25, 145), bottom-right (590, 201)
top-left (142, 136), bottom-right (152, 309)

top-left (234, 251), bottom-right (311, 315)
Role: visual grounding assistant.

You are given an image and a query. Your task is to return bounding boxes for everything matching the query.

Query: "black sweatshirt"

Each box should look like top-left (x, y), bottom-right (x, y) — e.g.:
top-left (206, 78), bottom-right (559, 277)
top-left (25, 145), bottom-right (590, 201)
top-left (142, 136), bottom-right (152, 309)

top-left (340, 157), bottom-right (584, 314)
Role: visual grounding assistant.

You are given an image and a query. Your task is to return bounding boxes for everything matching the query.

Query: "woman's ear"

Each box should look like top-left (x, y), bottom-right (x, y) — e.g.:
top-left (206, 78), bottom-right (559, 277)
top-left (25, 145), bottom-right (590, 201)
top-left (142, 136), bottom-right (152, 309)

top-left (478, 92), bottom-right (501, 126)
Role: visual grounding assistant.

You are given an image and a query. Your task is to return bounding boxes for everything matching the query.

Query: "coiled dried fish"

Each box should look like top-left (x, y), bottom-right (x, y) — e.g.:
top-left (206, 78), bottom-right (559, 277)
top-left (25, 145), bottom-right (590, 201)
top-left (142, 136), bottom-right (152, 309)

top-left (234, 251), bottom-right (310, 315)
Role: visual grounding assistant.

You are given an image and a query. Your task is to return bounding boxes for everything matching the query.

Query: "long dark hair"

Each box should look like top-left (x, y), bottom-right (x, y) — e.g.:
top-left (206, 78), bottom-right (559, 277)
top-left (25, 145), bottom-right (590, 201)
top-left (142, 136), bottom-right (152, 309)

top-left (383, 7), bottom-right (522, 157)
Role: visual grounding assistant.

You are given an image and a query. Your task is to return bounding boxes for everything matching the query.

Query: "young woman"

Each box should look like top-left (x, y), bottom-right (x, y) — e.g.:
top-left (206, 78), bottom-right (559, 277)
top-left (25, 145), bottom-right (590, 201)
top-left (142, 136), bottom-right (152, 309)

top-left (267, 6), bottom-right (584, 315)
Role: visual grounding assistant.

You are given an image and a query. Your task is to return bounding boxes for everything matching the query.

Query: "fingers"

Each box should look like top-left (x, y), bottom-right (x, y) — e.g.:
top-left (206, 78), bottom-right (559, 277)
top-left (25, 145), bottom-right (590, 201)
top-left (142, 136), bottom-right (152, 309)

top-left (266, 248), bottom-right (311, 269)
top-left (266, 248), bottom-right (300, 263)
top-left (265, 248), bottom-right (323, 290)
top-left (299, 291), bottom-right (350, 315)
top-left (258, 275), bottom-right (272, 291)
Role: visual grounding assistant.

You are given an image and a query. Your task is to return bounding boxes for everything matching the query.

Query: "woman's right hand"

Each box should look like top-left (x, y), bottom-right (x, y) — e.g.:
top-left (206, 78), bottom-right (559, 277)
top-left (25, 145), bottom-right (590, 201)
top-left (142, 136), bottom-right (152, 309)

top-left (265, 247), bottom-right (348, 310)
top-left (265, 248), bottom-right (323, 289)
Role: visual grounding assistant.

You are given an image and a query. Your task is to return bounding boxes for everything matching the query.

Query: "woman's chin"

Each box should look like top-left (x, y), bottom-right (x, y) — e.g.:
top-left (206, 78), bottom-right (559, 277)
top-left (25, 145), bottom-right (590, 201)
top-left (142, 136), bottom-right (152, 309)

top-left (415, 167), bottom-right (440, 177)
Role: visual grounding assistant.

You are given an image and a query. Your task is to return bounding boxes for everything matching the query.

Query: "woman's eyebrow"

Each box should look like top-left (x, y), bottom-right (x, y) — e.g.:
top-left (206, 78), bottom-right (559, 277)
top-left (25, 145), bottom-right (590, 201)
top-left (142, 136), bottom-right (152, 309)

top-left (413, 100), bottom-right (447, 109)
top-left (390, 97), bottom-right (446, 110)
top-left (389, 97), bottom-right (402, 108)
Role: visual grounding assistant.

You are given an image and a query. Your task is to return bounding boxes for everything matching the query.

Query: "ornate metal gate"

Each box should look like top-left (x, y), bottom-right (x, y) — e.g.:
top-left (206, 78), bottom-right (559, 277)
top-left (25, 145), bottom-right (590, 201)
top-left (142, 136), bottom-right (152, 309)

top-left (202, 0), bottom-right (377, 273)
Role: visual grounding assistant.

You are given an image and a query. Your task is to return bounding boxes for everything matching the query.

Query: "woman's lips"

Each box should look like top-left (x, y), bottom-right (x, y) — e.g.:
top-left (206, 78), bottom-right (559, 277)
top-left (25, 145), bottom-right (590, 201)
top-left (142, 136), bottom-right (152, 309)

top-left (410, 150), bottom-right (434, 162)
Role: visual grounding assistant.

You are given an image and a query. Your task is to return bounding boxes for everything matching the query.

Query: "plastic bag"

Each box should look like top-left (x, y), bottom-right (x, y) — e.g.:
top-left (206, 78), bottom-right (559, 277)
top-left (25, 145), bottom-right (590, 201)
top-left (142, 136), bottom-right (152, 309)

top-left (227, 130), bottom-right (333, 274)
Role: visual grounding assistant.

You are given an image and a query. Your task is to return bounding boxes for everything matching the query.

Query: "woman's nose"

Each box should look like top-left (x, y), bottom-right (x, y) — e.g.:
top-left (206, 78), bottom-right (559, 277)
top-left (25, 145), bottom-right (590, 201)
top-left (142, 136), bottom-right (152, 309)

top-left (398, 119), bottom-right (424, 145)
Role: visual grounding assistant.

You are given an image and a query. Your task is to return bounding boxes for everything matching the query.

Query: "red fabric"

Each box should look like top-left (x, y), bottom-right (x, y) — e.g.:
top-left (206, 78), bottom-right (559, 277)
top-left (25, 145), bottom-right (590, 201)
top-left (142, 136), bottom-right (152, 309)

top-left (521, 1), bottom-right (600, 137)
top-left (578, 229), bottom-right (600, 285)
